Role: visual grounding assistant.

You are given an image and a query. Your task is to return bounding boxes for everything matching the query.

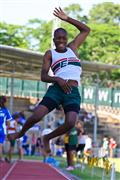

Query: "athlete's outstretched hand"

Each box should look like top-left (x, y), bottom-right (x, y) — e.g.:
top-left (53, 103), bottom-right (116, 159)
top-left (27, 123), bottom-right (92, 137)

top-left (53, 7), bottom-right (68, 21)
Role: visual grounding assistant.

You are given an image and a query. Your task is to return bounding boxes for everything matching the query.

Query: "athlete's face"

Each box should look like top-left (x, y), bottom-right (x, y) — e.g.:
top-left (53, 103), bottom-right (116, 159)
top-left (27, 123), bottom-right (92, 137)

top-left (53, 30), bottom-right (68, 52)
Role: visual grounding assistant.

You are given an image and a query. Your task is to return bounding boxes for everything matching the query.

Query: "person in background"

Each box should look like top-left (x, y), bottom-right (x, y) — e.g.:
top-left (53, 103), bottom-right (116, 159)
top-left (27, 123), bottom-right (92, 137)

top-left (5, 113), bottom-right (20, 163)
top-left (109, 137), bottom-right (117, 158)
top-left (41, 125), bottom-right (53, 162)
top-left (19, 111), bottom-right (26, 125)
top-left (36, 136), bottom-right (42, 156)
top-left (30, 132), bottom-right (36, 156)
top-left (75, 120), bottom-right (85, 158)
top-left (22, 134), bottom-right (30, 156)
top-left (0, 96), bottom-right (12, 162)
top-left (16, 118), bottom-right (24, 161)
top-left (102, 137), bottom-right (109, 157)
top-left (56, 115), bottom-right (64, 127)
top-left (77, 132), bottom-right (86, 158)
top-left (55, 137), bottom-right (64, 157)
top-left (64, 127), bottom-right (78, 171)
top-left (84, 134), bottom-right (92, 157)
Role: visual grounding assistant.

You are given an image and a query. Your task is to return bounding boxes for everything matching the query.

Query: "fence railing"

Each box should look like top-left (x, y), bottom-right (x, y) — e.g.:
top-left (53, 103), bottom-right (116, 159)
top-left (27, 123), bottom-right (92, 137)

top-left (0, 82), bottom-right (120, 108)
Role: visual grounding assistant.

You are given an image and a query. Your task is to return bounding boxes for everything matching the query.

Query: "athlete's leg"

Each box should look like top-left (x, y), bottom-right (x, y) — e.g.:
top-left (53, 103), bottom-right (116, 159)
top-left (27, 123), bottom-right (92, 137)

top-left (66, 149), bottom-right (71, 167)
top-left (8, 105), bottom-right (49, 140)
top-left (43, 111), bottom-right (77, 153)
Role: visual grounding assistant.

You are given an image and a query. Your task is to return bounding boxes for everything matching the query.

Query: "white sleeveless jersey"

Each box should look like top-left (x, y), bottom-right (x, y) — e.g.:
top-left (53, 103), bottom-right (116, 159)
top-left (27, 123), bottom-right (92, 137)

top-left (51, 47), bottom-right (82, 85)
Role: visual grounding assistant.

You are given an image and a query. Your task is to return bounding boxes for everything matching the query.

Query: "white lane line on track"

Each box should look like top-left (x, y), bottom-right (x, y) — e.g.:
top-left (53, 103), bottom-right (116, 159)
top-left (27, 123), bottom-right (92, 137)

top-left (2, 161), bottom-right (17, 180)
top-left (49, 164), bottom-right (73, 180)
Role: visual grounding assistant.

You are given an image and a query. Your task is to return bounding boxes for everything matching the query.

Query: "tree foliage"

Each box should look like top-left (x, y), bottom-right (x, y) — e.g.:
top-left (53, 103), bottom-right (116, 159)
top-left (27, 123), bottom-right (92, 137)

top-left (25, 19), bottom-right (48, 51)
top-left (80, 24), bottom-right (120, 64)
top-left (0, 22), bottom-right (29, 48)
top-left (0, 2), bottom-right (120, 82)
top-left (89, 2), bottom-right (120, 25)
top-left (64, 4), bottom-right (88, 23)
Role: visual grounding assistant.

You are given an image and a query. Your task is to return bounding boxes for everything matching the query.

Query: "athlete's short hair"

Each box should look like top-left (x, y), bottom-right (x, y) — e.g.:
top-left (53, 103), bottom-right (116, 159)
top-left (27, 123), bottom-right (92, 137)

top-left (54, 28), bottom-right (67, 37)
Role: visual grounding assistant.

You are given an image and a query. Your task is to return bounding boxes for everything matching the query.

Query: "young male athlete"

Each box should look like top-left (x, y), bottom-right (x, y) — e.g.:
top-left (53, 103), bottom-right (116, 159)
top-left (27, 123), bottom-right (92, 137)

top-left (8, 7), bottom-right (90, 154)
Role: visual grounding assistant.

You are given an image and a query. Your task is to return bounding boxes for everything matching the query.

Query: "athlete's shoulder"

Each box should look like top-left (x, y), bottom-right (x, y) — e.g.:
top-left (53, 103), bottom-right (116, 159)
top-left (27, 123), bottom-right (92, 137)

top-left (43, 50), bottom-right (52, 63)
top-left (67, 46), bottom-right (79, 57)
top-left (43, 49), bottom-right (52, 59)
top-left (44, 49), bottom-right (52, 56)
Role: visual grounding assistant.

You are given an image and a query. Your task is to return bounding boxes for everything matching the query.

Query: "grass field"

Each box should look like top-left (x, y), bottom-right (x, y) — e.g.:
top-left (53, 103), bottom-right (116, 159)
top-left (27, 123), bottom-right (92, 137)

top-left (58, 156), bottom-right (120, 180)
top-left (7, 154), bottom-right (120, 180)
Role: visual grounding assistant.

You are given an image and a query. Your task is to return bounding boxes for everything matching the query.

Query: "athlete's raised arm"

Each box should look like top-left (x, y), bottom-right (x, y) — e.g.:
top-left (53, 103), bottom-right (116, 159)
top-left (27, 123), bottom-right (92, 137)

top-left (53, 7), bottom-right (90, 52)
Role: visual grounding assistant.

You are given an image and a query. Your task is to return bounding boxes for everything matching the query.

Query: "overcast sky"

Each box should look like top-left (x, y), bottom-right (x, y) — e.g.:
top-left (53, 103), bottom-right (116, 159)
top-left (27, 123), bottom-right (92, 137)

top-left (0, 0), bottom-right (119, 25)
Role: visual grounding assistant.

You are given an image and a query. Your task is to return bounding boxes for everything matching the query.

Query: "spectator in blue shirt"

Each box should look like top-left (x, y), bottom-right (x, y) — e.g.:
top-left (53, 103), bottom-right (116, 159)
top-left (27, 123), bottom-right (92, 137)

top-left (0, 96), bottom-right (12, 162)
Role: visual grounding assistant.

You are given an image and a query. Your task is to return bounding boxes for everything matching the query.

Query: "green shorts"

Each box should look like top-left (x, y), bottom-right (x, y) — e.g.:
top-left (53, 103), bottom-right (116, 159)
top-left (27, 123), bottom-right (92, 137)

top-left (39, 83), bottom-right (81, 113)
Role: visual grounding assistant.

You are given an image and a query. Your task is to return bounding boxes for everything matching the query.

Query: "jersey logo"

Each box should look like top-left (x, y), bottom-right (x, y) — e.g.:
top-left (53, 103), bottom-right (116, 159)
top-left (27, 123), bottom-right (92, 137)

top-left (60, 60), bottom-right (68, 68)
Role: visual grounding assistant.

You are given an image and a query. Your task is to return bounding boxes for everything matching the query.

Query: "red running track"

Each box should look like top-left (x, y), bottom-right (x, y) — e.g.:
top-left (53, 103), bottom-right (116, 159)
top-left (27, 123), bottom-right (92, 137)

top-left (0, 161), bottom-right (71, 180)
top-left (0, 162), bottom-right (12, 179)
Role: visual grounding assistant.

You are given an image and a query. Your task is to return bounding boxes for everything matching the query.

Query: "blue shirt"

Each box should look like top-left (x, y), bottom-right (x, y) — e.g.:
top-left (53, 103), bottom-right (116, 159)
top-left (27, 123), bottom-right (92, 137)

top-left (0, 107), bottom-right (12, 135)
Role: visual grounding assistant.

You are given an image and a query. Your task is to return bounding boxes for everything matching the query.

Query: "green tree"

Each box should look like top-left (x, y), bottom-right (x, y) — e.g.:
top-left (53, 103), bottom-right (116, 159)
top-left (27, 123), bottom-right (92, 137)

top-left (81, 24), bottom-right (120, 65)
top-left (0, 3), bottom-right (119, 81)
top-left (25, 19), bottom-right (52, 52)
top-left (0, 22), bottom-right (29, 48)
top-left (89, 2), bottom-right (120, 25)
top-left (64, 3), bottom-right (88, 23)
top-left (25, 19), bottom-right (46, 51)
